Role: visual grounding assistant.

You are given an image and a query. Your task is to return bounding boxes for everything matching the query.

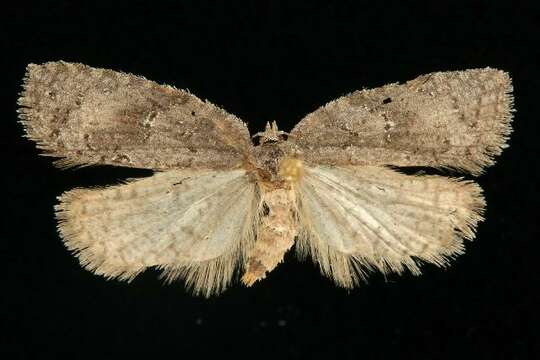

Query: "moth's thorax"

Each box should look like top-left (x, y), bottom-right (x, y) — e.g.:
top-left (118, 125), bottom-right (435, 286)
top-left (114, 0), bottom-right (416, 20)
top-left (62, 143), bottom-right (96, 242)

top-left (252, 141), bottom-right (304, 185)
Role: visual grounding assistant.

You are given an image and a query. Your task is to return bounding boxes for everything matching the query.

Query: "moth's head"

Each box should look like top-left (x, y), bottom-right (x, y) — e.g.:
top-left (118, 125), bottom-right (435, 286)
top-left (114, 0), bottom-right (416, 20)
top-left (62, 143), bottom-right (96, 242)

top-left (252, 121), bottom-right (288, 144)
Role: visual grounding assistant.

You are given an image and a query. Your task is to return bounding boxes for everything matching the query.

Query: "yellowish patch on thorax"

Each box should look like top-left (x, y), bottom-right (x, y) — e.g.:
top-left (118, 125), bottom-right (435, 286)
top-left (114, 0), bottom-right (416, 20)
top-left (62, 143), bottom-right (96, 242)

top-left (279, 158), bottom-right (304, 183)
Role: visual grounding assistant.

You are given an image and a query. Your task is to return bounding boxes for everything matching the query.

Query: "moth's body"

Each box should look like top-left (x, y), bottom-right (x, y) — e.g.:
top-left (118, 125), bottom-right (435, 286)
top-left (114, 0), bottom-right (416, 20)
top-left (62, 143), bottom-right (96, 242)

top-left (243, 123), bottom-right (304, 284)
top-left (18, 61), bottom-right (513, 296)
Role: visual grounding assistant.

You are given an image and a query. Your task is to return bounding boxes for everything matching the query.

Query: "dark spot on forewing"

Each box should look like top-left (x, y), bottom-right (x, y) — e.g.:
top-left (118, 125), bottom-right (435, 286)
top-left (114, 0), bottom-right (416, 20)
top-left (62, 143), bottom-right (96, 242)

top-left (172, 177), bottom-right (191, 186)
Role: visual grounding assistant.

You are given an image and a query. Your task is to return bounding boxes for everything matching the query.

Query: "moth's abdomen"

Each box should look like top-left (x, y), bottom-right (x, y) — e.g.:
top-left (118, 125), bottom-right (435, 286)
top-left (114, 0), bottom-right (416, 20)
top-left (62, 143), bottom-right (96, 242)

top-left (242, 186), bottom-right (298, 286)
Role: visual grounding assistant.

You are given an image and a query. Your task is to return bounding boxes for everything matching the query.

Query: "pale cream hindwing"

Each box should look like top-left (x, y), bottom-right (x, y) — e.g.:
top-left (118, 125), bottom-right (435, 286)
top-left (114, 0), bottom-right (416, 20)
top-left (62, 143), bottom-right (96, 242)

top-left (295, 165), bottom-right (485, 287)
top-left (56, 169), bottom-right (259, 297)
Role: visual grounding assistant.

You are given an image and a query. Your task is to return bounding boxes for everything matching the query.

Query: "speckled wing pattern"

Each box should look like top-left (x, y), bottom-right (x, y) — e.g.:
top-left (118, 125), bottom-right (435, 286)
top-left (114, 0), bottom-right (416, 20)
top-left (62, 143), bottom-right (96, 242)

top-left (19, 61), bottom-right (258, 297)
top-left (291, 68), bottom-right (513, 287)
top-left (18, 61), bottom-right (252, 170)
top-left (19, 62), bottom-right (514, 295)
top-left (290, 68), bottom-right (513, 175)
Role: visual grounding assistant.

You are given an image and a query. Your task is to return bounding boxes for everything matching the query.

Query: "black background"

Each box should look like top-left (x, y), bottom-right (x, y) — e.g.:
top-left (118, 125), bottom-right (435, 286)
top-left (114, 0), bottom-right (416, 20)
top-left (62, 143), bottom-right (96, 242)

top-left (2, 1), bottom-right (538, 359)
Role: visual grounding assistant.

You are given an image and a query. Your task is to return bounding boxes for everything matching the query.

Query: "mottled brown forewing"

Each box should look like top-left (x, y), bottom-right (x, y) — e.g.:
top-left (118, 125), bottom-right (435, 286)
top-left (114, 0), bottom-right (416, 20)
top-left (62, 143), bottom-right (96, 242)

top-left (290, 68), bottom-right (513, 175)
top-left (18, 61), bottom-right (253, 170)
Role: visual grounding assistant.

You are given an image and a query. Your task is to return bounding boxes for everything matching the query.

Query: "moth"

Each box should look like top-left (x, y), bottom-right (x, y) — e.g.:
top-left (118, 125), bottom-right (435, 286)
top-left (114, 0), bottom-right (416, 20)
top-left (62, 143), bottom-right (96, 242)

top-left (18, 61), bottom-right (513, 297)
